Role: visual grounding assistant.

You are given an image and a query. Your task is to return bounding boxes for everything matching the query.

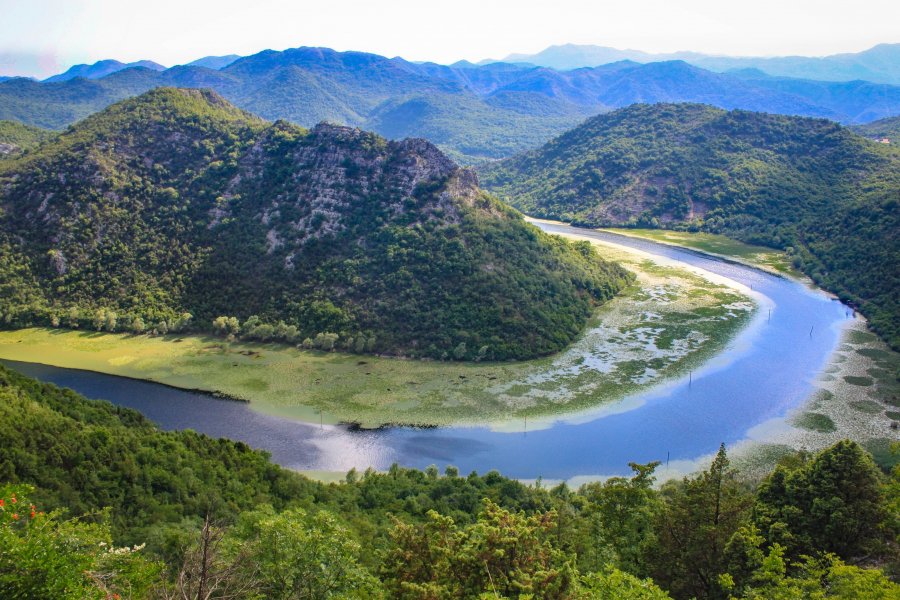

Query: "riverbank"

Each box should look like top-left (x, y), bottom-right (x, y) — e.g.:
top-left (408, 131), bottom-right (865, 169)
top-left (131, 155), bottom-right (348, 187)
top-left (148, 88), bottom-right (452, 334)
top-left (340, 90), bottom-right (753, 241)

top-left (0, 231), bottom-right (754, 429)
top-left (601, 228), bottom-right (800, 277)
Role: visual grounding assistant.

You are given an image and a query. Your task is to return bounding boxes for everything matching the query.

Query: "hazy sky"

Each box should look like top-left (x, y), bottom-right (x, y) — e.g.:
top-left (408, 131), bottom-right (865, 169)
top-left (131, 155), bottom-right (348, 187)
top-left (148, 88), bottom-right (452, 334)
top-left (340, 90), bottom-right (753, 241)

top-left (2, 0), bottom-right (899, 78)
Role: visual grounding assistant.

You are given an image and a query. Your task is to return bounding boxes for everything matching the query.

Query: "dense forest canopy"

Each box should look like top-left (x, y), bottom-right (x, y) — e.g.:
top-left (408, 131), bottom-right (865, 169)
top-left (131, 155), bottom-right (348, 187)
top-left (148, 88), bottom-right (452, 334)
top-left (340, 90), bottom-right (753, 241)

top-left (1, 365), bottom-right (897, 598)
top-left (0, 87), bottom-right (632, 361)
top-left (480, 103), bottom-right (900, 349)
top-left (0, 119), bottom-right (54, 157)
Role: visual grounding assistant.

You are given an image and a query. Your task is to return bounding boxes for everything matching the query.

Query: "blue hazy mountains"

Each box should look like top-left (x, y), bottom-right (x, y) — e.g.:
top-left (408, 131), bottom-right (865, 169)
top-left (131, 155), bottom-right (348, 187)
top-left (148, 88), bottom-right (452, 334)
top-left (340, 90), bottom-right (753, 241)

top-left (2, 46), bottom-right (900, 162)
top-left (44, 59), bottom-right (167, 82)
top-left (497, 43), bottom-right (900, 85)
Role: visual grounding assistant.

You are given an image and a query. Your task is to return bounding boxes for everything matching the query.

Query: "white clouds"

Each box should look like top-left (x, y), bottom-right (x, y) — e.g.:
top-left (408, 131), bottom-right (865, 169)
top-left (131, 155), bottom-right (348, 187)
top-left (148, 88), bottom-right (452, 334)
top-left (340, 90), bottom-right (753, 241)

top-left (1, 0), bottom-right (898, 78)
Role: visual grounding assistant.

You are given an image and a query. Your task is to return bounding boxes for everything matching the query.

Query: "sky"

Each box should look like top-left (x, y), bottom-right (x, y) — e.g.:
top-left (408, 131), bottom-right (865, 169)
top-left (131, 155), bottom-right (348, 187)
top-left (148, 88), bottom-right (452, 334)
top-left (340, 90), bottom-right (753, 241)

top-left (2, 0), bottom-right (899, 78)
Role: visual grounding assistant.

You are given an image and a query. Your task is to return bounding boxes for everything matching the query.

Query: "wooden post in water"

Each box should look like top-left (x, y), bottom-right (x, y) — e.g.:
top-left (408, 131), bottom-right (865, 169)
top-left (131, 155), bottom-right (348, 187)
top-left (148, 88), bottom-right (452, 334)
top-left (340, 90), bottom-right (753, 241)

top-left (768, 309), bottom-right (771, 323)
top-left (809, 325), bottom-right (814, 338)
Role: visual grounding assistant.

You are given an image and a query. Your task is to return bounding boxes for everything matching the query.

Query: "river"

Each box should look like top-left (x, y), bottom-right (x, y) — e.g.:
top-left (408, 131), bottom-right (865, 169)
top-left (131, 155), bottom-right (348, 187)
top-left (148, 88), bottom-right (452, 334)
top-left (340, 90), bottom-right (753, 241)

top-left (1, 223), bottom-right (851, 480)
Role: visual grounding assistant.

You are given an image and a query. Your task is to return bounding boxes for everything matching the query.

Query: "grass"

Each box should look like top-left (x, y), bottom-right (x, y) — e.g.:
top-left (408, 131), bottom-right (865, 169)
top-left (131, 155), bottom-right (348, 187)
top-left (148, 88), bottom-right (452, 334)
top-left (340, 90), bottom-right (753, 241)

top-left (602, 228), bottom-right (799, 276)
top-left (0, 235), bottom-right (755, 428)
top-left (792, 412), bottom-right (837, 433)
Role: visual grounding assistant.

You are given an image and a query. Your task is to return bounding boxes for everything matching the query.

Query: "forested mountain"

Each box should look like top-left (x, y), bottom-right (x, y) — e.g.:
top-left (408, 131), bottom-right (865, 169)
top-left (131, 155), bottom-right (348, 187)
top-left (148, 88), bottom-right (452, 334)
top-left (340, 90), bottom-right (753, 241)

top-left (853, 115), bottom-right (900, 141)
top-left (2, 46), bottom-right (900, 163)
top-left (480, 103), bottom-right (900, 349)
top-left (499, 42), bottom-right (900, 85)
top-left (1, 364), bottom-right (897, 598)
top-left (185, 54), bottom-right (242, 70)
top-left (0, 87), bottom-right (631, 360)
top-left (0, 120), bottom-right (53, 156)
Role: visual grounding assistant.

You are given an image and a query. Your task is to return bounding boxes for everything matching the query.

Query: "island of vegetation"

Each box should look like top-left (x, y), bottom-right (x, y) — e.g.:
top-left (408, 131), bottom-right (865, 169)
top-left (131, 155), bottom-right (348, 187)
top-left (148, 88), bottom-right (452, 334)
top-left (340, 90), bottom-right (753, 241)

top-left (480, 103), bottom-right (900, 350)
top-left (0, 87), bottom-right (632, 362)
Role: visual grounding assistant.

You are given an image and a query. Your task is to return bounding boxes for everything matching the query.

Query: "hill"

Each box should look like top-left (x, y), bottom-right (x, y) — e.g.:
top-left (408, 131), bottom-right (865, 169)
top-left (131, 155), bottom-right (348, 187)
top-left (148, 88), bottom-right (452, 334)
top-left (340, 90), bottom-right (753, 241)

top-left (480, 103), bottom-right (900, 348)
top-left (853, 115), bottom-right (900, 141)
top-left (0, 120), bottom-right (54, 156)
top-left (2, 47), bottom-right (900, 163)
top-left (0, 88), bottom-right (631, 361)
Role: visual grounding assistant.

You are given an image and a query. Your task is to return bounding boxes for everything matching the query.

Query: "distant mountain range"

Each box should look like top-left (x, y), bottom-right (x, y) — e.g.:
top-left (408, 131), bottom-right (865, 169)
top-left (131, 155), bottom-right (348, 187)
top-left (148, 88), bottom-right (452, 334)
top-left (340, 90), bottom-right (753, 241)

top-left (44, 59), bottom-right (166, 82)
top-left (479, 103), bottom-right (900, 348)
top-left (1, 47), bottom-right (900, 163)
top-left (494, 43), bottom-right (900, 85)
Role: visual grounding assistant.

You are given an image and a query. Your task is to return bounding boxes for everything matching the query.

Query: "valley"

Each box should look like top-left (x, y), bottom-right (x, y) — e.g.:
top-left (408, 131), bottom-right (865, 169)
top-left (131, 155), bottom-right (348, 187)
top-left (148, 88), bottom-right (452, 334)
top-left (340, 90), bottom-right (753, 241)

top-left (2, 14), bottom-right (899, 595)
top-left (5, 222), bottom-right (892, 484)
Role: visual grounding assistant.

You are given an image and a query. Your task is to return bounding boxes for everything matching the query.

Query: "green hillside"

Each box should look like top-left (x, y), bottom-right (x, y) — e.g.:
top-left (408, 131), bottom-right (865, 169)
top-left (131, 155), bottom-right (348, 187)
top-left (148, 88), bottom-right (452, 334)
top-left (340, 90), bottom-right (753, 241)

top-left (0, 88), bottom-right (631, 361)
top-left (853, 115), bottom-right (900, 141)
top-left (480, 103), bottom-right (900, 349)
top-left (0, 120), bottom-right (54, 156)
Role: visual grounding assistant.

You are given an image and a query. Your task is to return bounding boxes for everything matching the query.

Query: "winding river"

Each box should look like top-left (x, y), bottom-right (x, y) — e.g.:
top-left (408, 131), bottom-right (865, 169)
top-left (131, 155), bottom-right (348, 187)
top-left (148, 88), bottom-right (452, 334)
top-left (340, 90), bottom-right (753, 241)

top-left (2, 223), bottom-right (852, 480)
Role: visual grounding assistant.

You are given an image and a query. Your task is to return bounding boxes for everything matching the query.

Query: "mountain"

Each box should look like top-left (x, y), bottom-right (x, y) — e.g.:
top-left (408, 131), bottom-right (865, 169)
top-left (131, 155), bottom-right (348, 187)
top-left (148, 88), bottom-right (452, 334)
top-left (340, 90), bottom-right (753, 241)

top-left (2, 47), bottom-right (899, 163)
top-left (499, 43), bottom-right (900, 85)
top-left (185, 54), bottom-right (241, 70)
top-left (44, 58), bottom-right (166, 82)
top-left (0, 120), bottom-right (53, 156)
top-left (479, 103), bottom-right (900, 348)
top-left (0, 88), bottom-right (631, 361)
top-left (852, 115), bottom-right (900, 141)
top-left (491, 44), bottom-right (656, 70)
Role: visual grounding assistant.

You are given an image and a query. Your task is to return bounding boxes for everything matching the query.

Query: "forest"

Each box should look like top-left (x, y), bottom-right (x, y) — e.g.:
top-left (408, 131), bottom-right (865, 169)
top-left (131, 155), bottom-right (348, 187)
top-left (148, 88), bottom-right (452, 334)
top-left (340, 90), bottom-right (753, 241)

top-left (1, 364), bottom-right (897, 598)
top-left (480, 103), bottom-right (900, 350)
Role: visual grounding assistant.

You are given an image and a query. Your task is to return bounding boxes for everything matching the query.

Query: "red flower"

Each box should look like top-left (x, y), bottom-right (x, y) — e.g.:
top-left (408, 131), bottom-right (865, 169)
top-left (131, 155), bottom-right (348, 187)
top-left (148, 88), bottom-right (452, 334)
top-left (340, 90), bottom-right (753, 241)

top-left (10, 496), bottom-right (16, 504)
top-left (11, 513), bottom-right (18, 520)
top-left (30, 511), bottom-right (36, 519)
top-left (0, 499), bottom-right (4, 507)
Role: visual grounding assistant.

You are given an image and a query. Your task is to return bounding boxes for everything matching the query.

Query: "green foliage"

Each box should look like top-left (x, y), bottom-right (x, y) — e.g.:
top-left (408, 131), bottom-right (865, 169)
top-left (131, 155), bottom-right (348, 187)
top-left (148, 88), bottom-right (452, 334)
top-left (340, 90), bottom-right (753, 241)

top-left (646, 445), bottom-right (753, 600)
top-left (0, 364), bottom-right (315, 544)
top-left (229, 507), bottom-right (381, 598)
top-left (0, 485), bottom-right (160, 599)
top-left (0, 120), bottom-right (54, 156)
top-left (754, 439), bottom-right (888, 560)
top-left (0, 88), bottom-right (631, 361)
top-left (380, 500), bottom-right (578, 598)
top-left (852, 116), bottom-right (900, 141)
top-left (481, 103), bottom-right (900, 350)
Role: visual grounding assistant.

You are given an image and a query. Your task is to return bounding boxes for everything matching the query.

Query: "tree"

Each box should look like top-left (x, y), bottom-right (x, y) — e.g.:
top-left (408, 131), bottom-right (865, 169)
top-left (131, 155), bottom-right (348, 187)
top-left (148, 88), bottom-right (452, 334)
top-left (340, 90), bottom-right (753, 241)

top-left (131, 316), bottom-right (146, 334)
top-left (754, 440), bottom-right (888, 560)
top-left (165, 514), bottom-right (256, 600)
top-left (647, 445), bottom-right (751, 600)
top-left (232, 507), bottom-right (380, 599)
top-left (381, 500), bottom-right (577, 598)
top-left (579, 461), bottom-right (661, 574)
